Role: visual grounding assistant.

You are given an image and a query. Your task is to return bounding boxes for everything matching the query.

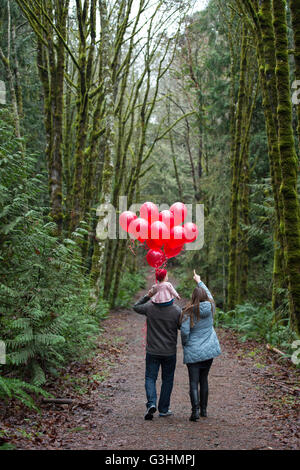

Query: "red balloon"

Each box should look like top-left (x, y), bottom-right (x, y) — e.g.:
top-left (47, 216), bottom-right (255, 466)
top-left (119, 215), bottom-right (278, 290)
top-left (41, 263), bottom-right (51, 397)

top-left (170, 202), bottom-right (187, 226)
top-left (119, 211), bottom-right (137, 233)
top-left (164, 243), bottom-right (183, 259)
top-left (129, 217), bottom-right (149, 243)
top-left (169, 225), bottom-right (186, 248)
top-left (140, 202), bottom-right (159, 225)
top-left (150, 221), bottom-right (169, 247)
top-left (159, 210), bottom-right (175, 230)
top-left (146, 249), bottom-right (166, 268)
top-left (183, 222), bottom-right (199, 243)
top-left (146, 239), bottom-right (161, 250)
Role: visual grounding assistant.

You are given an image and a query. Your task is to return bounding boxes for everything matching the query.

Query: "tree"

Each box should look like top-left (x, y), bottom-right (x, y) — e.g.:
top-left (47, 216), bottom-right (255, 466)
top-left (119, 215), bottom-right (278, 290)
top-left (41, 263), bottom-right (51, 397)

top-left (290, 0), bottom-right (300, 146)
top-left (16, 0), bottom-right (70, 234)
top-left (272, 0), bottom-right (300, 333)
top-left (0, 1), bottom-right (22, 140)
top-left (236, 0), bottom-right (300, 332)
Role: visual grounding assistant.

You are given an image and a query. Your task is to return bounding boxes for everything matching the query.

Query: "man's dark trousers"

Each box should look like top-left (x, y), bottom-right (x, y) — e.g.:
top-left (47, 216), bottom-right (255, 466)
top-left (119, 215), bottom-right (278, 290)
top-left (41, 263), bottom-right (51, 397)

top-left (145, 352), bottom-right (177, 413)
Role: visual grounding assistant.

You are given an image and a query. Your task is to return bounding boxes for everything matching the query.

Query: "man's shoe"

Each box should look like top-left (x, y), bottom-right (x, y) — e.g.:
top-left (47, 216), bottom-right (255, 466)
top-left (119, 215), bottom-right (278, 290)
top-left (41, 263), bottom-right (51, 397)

top-left (144, 405), bottom-right (156, 420)
top-left (159, 410), bottom-right (173, 417)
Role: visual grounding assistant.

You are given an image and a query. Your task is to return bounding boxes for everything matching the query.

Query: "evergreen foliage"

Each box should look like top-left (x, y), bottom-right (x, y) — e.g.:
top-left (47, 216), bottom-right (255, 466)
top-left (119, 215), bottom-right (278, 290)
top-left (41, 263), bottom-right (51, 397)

top-left (115, 270), bottom-right (146, 308)
top-left (0, 111), bottom-right (108, 405)
top-left (215, 303), bottom-right (298, 362)
top-left (0, 0), bottom-right (299, 411)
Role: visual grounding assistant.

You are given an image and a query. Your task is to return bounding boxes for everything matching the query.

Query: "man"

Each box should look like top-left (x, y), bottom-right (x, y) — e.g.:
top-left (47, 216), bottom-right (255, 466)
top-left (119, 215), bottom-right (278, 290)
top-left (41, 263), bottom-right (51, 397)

top-left (133, 269), bottom-right (182, 420)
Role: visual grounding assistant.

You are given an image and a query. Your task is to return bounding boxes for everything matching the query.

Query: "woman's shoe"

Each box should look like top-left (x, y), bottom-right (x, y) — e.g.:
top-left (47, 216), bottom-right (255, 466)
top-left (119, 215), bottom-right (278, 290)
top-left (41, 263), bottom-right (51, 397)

top-left (200, 408), bottom-right (207, 417)
top-left (189, 408), bottom-right (200, 421)
top-left (189, 388), bottom-right (200, 422)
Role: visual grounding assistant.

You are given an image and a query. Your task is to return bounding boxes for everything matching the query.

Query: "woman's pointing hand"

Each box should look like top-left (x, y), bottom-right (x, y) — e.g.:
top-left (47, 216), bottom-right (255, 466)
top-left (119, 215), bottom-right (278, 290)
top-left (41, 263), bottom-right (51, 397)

top-left (193, 270), bottom-right (201, 284)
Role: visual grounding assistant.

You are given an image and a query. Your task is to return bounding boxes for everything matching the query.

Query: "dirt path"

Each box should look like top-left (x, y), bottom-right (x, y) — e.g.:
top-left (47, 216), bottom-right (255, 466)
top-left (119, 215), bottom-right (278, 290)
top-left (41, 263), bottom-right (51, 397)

top-left (1, 287), bottom-right (299, 450)
top-left (79, 307), bottom-right (297, 451)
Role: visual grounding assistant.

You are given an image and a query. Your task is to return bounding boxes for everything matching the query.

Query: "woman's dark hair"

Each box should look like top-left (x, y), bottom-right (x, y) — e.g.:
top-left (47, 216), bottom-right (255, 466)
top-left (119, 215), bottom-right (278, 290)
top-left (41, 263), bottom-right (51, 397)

top-left (179, 286), bottom-right (214, 328)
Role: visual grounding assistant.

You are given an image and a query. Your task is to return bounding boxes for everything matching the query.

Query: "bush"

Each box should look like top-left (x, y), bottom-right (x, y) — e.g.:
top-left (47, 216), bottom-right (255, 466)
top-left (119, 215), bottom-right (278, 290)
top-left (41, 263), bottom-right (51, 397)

top-left (115, 270), bottom-right (146, 308)
top-left (215, 302), bottom-right (298, 359)
top-left (0, 113), bottom-right (109, 406)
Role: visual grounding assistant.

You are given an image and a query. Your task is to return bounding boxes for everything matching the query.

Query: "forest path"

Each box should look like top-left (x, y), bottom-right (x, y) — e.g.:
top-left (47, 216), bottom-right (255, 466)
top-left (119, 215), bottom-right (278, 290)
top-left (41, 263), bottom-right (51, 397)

top-left (3, 282), bottom-right (298, 450)
top-left (83, 304), bottom-right (295, 450)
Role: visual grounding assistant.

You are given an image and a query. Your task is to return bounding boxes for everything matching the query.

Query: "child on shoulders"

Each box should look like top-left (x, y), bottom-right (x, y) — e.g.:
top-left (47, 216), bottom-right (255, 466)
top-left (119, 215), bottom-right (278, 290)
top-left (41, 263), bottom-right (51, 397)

top-left (148, 269), bottom-right (181, 304)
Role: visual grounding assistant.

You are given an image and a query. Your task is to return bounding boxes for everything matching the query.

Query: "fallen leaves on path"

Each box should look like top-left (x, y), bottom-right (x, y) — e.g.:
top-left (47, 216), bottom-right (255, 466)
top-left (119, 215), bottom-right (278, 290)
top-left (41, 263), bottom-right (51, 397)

top-left (0, 309), bottom-right (299, 450)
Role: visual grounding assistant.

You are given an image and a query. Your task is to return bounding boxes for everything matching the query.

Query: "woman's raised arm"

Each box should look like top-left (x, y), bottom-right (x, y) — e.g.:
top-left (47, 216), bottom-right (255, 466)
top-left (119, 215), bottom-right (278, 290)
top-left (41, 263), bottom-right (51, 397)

top-left (193, 270), bottom-right (214, 303)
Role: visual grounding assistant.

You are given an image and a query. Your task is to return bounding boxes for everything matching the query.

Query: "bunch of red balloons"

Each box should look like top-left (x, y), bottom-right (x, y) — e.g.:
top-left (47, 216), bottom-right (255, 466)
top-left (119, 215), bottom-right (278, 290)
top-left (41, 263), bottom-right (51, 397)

top-left (119, 202), bottom-right (199, 268)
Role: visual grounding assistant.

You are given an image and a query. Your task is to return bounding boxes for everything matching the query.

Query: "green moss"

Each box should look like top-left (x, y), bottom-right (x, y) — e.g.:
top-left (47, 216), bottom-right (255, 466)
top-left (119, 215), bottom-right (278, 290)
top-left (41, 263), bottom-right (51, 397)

top-left (227, 25), bottom-right (248, 310)
top-left (290, 0), bottom-right (300, 144)
top-left (273, 0), bottom-right (300, 334)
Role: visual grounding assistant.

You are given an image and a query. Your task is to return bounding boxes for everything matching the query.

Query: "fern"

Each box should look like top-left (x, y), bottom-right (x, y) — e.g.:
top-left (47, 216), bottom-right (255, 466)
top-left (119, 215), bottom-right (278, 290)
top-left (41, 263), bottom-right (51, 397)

top-left (0, 111), bottom-right (109, 405)
top-left (0, 376), bottom-right (50, 410)
top-left (215, 302), bottom-right (298, 359)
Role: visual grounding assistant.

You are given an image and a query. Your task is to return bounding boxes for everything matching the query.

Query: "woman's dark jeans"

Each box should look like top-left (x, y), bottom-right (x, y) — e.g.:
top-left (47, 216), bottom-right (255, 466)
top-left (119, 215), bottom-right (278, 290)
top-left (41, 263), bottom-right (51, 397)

top-left (187, 358), bottom-right (213, 411)
top-left (145, 353), bottom-right (177, 413)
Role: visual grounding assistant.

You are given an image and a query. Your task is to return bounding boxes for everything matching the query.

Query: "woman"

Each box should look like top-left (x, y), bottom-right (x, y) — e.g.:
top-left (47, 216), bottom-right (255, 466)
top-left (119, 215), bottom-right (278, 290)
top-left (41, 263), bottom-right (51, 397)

top-left (180, 270), bottom-right (221, 421)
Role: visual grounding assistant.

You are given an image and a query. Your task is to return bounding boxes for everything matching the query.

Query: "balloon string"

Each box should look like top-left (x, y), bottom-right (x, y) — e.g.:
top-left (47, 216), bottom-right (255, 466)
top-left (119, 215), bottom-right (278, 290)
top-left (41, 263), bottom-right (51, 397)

top-left (128, 238), bottom-right (136, 256)
top-left (161, 258), bottom-right (168, 270)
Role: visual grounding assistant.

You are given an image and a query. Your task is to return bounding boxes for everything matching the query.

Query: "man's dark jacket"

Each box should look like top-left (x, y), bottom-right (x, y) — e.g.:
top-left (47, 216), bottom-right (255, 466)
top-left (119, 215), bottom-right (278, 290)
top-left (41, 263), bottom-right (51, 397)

top-left (133, 295), bottom-right (182, 356)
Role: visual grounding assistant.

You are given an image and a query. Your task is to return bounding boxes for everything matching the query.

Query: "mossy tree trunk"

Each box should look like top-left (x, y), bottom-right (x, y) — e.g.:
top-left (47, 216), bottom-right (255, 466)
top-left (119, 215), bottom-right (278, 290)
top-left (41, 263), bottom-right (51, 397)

top-left (237, 136), bottom-right (250, 304)
top-left (225, 11), bottom-right (258, 310)
top-left (237, 74), bottom-right (258, 304)
top-left (219, 4), bottom-right (239, 308)
top-left (102, 0), bottom-right (144, 299)
top-left (69, 0), bottom-right (97, 233)
top-left (258, 0), bottom-right (287, 315)
top-left (227, 24), bottom-right (248, 310)
top-left (290, 0), bottom-right (300, 146)
top-left (272, 0), bottom-right (300, 333)
top-left (238, 0), bottom-right (288, 318)
top-left (91, 0), bottom-right (117, 300)
top-left (50, 1), bottom-right (69, 235)
top-left (11, 23), bottom-right (23, 120)
top-left (0, 1), bottom-right (22, 140)
top-left (17, 0), bottom-right (70, 235)
top-left (62, 49), bottom-right (76, 232)
top-left (166, 97), bottom-right (183, 200)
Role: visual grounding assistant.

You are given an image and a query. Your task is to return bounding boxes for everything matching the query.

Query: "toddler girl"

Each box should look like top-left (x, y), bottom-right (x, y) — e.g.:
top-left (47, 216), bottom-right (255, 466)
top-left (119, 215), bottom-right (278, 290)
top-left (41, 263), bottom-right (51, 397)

top-left (148, 269), bottom-right (181, 304)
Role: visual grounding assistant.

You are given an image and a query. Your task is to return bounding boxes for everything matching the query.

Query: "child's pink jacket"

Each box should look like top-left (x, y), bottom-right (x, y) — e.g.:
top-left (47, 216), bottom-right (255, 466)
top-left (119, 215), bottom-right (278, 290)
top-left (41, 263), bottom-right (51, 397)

top-left (149, 281), bottom-right (180, 304)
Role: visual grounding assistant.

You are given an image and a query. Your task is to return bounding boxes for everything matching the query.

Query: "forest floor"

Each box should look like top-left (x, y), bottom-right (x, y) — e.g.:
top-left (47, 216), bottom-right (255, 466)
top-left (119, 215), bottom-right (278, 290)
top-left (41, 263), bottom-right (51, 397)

top-left (0, 281), bottom-right (299, 450)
